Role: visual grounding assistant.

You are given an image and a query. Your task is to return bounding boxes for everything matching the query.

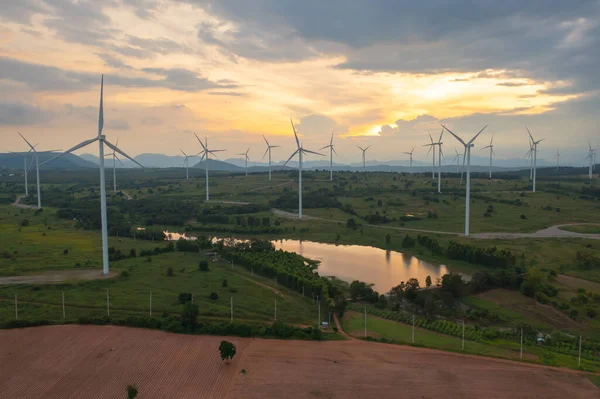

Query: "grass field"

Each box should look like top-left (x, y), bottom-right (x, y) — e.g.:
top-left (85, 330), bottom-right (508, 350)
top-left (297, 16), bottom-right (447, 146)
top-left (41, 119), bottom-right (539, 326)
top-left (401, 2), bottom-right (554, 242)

top-left (559, 225), bottom-right (600, 234)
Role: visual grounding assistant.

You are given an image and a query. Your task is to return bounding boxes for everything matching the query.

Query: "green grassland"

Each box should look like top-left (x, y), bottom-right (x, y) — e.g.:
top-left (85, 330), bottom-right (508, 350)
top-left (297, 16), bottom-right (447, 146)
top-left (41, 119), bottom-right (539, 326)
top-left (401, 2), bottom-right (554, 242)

top-left (560, 225), bottom-right (600, 234)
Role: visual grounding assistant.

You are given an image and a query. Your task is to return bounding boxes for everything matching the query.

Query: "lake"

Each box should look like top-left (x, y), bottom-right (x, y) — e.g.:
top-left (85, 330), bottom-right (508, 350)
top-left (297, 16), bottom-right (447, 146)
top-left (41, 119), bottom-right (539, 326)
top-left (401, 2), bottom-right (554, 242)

top-left (271, 240), bottom-right (454, 293)
top-left (164, 231), bottom-right (458, 293)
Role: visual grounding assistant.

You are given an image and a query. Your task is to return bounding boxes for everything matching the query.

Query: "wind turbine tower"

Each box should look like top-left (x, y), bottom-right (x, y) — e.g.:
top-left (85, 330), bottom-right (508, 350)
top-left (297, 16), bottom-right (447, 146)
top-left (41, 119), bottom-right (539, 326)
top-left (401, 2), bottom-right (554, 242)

top-left (587, 142), bottom-right (596, 180)
top-left (442, 124), bottom-right (487, 237)
top-left (283, 119), bottom-right (324, 219)
top-left (40, 75), bottom-right (143, 276)
top-left (403, 147), bottom-right (415, 168)
top-left (526, 127), bottom-right (544, 192)
top-left (262, 135), bottom-right (279, 181)
top-left (195, 134), bottom-right (226, 201)
top-left (481, 133), bottom-right (496, 179)
top-left (320, 131), bottom-right (337, 181)
top-left (424, 130), bottom-right (443, 193)
top-left (427, 132), bottom-right (436, 179)
top-left (237, 147), bottom-right (250, 176)
top-left (554, 149), bottom-right (560, 170)
top-left (106, 139), bottom-right (124, 191)
top-left (181, 149), bottom-right (199, 180)
top-left (357, 145), bottom-right (371, 173)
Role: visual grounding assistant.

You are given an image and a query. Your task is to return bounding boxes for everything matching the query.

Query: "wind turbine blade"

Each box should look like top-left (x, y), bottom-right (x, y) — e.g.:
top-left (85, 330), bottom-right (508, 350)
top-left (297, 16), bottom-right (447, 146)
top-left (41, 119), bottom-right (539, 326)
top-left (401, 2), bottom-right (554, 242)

top-left (428, 131), bottom-right (434, 143)
top-left (290, 118), bottom-right (300, 148)
top-left (439, 146), bottom-right (444, 158)
top-left (467, 125), bottom-right (488, 145)
top-left (262, 134), bottom-right (270, 146)
top-left (98, 75), bottom-right (104, 137)
top-left (302, 149), bottom-right (325, 156)
top-left (441, 125), bottom-right (467, 146)
top-left (411, 146), bottom-right (415, 154)
top-left (18, 133), bottom-right (36, 150)
top-left (365, 146), bottom-right (371, 151)
top-left (490, 132), bottom-right (494, 146)
top-left (481, 145), bottom-right (491, 150)
top-left (332, 146), bottom-right (338, 156)
top-left (199, 153), bottom-right (206, 162)
top-left (283, 149), bottom-right (299, 166)
top-left (426, 145), bottom-right (432, 156)
top-left (356, 145), bottom-right (365, 151)
top-left (319, 145), bottom-right (330, 150)
top-left (271, 145), bottom-right (280, 148)
top-left (209, 149), bottom-right (226, 153)
top-left (438, 129), bottom-right (443, 142)
top-left (537, 138), bottom-right (545, 144)
top-left (262, 147), bottom-right (269, 159)
top-left (194, 132), bottom-right (207, 151)
top-left (39, 137), bottom-right (98, 166)
top-left (115, 154), bottom-right (125, 166)
top-left (104, 140), bottom-right (143, 168)
top-left (525, 126), bottom-right (534, 143)
top-left (181, 149), bottom-right (187, 157)
top-left (330, 131), bottom-right (334, 146)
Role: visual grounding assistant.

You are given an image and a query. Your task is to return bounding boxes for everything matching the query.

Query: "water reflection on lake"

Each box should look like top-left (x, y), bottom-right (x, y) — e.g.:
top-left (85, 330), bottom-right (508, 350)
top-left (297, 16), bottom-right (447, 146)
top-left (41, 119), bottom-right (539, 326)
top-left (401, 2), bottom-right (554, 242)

top-left (272, 240), bottom-right (454, 293)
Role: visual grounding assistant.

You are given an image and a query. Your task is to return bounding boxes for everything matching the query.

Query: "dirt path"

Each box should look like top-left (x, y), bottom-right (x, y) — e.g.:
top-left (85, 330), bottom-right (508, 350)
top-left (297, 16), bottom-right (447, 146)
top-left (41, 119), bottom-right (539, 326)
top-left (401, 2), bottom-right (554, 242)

top-left (0, 269), bottom-right (113, 285)
top-left (0, 325), bottom-right (597, 398)
top-left (120, 190), bottom-right (133, 200)
top-left (472, 223), bottom-right (600, 240)
top-left (247, 180), bottom-right (293, 193)
top-left (11, 195), bottom-right (37, 209)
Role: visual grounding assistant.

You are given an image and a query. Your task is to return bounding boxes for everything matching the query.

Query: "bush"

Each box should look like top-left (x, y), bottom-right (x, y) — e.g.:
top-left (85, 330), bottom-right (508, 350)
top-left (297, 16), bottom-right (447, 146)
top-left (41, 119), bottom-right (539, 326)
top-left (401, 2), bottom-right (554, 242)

top-left (209, 292), bottom-right (219, 300)
top-left (219, 340), bottom-right (237, 361)
top-left (121, 271), bottom-right (130, 278)
top-left (20, 219), bottom-right (29, 226)
top-left (520, 214), bottom-right (527, 220)
top-left (178, 292), bottom-right (193, 303)
top-left (167, 267), bottom-right (174, 277)
top-left (346, 218), bottom-right (357, 229)
top-left (586, 307), bottom-right (597, 318)
top-left (127, 385), bottom-right (138, 399)
top-left (199, 260), bottom-right (209, 271)
top-left (222, 279), bottom-right (228, 288)
top-left (181, 303), bottom-right (199, 331)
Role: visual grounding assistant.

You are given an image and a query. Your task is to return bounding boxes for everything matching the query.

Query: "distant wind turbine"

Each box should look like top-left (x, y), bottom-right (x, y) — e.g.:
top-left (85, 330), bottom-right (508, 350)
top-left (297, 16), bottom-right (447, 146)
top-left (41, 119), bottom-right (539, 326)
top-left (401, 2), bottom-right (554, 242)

top-left (586, 142), bottom-right (596, 180)
top-left (525, 127), bottom-right (544, 192)
top-left (40, 75), bottom-right (143, 276)
top-left (283, 118), bottom-right (324, 219)
top-left (481, 133), bottom-right (496, 179)
top-left (442, 124), bottom-right (487, 237)
top-left (357, 145), bottom-right (371, 173)
top-left (194, 134), bottom-right (226, 201)
top-left (554, 149), bottom-right (560, 171)
top-left (18, 134), bottom-right (60, 209)
top-left (320, 131), bottom-right (337, 181)
top-left (426, 132), bottom-right (436, 180)
top-left (403, 147), bottom-right (415, 168)
top-left (237, 147), bottom-right (251, 176)
top-left (262, 135), bottom-right (279, 181)
top-left (526, 136), bottom-right (534, 181)
top-left (180, 149), bottom-right (200, 180)
top-left (424, 130), bottom-right (443, 193)
top-left (105, 139), bottom-right (124, 191)
top-left (453, 149), bottom-right (463, 175)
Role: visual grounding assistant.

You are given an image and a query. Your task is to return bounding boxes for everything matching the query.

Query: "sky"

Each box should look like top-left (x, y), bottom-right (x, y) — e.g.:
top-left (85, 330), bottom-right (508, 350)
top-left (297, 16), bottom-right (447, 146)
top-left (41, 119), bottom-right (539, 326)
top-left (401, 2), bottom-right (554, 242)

top-left (0, 0), bottom-right (599, 166)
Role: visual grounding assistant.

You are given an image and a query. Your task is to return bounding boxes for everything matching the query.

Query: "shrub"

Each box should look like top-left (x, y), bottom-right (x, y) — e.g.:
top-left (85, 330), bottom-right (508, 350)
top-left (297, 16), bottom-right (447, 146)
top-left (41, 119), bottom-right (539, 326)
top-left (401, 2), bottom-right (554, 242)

top-left (219, 340), bottom-right (237, 361)
top-left (222, 279), bottom-right (228, 288)
top-left (129, 248), bottom-right (137, 257)
top-left (346, 218), bottom-right (357, 229)
top-left (127, 385), bottom-right (138, 399)
top-left (199, 260), bottom-right (209, 271)
top-left (167, 267), bottom-right (174, 277)
top-left (63, 249), bottom-right (69, 255)
top-left (209, 292), bottom-right (219, 300)
top-left (181, 303), bottom-right (199, 331)
top-left (520, 214), bottom-right (526, 219)
top-left (20, 219), bottom-right (29, 226)
top-left (178, 292), bottom-right (193, 303)
top-left (121, 271), bottom-right (130, 278)
top-left (586, 307), bottom-right (597, 318)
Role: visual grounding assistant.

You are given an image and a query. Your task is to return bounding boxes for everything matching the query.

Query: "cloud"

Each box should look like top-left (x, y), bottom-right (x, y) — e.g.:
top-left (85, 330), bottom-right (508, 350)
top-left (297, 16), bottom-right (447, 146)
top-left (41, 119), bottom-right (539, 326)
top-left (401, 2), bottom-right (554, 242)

top-left (141, 116), bottom-right (163, 125)
top-left (0, 101), bottom-right (55, 125)
top-left (295, 114), bottom-right (348, 137)
top-left (111, 35), bottom-right (191, 59)
top-left (1, 56), bottom-right (234, 93)
top-left (96, 53), bottom-right (132, 70)
top-left (208, 91), bottom-right (246, 96)
top-left (378, 115), bottom-right (440, 137)
top-left (106, 118), bottom-right (131, 130)
top-left (497, 82), bottom-right (529, 87)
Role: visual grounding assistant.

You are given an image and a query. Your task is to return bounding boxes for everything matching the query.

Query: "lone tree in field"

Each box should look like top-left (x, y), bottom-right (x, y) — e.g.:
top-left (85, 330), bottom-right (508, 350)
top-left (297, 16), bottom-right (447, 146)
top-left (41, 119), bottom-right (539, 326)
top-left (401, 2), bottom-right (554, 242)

top-left (219, 340), bottom-right (236, 362)
top-left (425, 275), bottom-right (432, 288)
top-left (126, 385), bottom-right (138, 399)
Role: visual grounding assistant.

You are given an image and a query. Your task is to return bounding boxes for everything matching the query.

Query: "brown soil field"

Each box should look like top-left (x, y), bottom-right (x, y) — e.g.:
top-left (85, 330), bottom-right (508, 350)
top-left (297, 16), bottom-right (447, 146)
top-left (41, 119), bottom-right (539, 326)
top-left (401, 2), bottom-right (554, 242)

top-left (476, 288), bottom-right (579, 329)
top-left (0, 325), bottom-right (598, 399)
top-left (557, 274), bottom-right (600, 293)
top-left (0, 269), bottom-right (114, 285)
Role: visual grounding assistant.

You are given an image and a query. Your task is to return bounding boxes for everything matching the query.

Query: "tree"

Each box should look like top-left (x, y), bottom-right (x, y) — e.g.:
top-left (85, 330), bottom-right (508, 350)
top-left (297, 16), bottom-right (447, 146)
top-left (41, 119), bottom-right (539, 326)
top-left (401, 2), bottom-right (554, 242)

top-left (346, 218), bottom-right (357, 229)
top-left (425, 275), bottom-right (432, 288)
top-left (181, 302), bottom-right (199, 331)
top-left (199, 260), bottom-right (209, 271)
top-left (127, 385), bottom-right (138, 399)
top-left (166, 267), bottom-right (174, 277)
top-left (404, 278), bottom-right (420, 301)
top-left (219, 340), bottom-right (236, 362)
top-left (385, 234), bottom-right (391, 245)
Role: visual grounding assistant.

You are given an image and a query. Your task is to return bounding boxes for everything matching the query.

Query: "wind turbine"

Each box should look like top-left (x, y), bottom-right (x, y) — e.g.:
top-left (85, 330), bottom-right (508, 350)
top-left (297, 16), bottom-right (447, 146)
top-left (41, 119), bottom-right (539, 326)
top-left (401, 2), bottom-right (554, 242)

top-left (194, 134), bottom-right (225, 201)
top-left (181, 149), bottom-right (199, 180)
top-left (586, 142), bottom-right (596, 180)
top-left (526, 127), bottom-right (544, 192)
top-left (105, 139), bottom-right (124, 191)
top-left (283, 118), bottom-right (324, 219)
top-left (453, 149), bottom-right (463, 174)
top-left (526, 137), bottom-right (534, 181)
top-left (403, 147), bottom-right (415, 168)
top-left (40, 75), bottom-right (143, 276)
top-left (441, 124), bottom-right (487, 237)
top-left (481, 133), bottom-right (495, 179)
top-left (319, 131), bottom-right (337, 181)
top-left (554, 149), bottom-right (560, 171)
top-left (424, 130), bottom-right (443, 193)
top-left (237, 147), bottom-right (250, 176)
top-left (357, 145), bottom-right (371, 173)
top-left (17, 134), bottom-right (55, 209)
top-left (262, 135), bottom-right (279, 181)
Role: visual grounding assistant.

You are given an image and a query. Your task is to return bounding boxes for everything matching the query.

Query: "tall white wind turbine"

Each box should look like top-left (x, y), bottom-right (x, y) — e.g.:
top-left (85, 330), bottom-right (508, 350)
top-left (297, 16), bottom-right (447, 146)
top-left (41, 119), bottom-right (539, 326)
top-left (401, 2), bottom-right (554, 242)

top-left (262, 135), bottom-right (279, 181)
top-left (554, 149), bottom-right (560, 170)
top-left (424, 130), bottom-right (443, 193)
top-left (40, 75), bottom-right (143, 276)
top-left (526, 127), bottom-right (544, 192)
top-left (357, 145), bottom-right (371, 173)
top-left (481, 133), bottom-right (495, 179)
top-left (319, 131), bottom-right (337, 181)
top-left (526, 136), bottom-right (534, 181)
top-left (403, 147), bottom-right (415, 168)
top-left (194, 134), bottom-right (226, 201)
top-left (586, 142), bottom-right (596, 180)
top-left (283, 119), bottom-right (324, 219)
top-left (453, 149), bottom-right (463, 175)
top-left (237, 147), bottom-right (250, 176)
top-left (17, 134), bottom-right (51, 209)
top-left (181, 149), bottom-right (199, 180)
top-left (442, 124), bottom-right (487, 237)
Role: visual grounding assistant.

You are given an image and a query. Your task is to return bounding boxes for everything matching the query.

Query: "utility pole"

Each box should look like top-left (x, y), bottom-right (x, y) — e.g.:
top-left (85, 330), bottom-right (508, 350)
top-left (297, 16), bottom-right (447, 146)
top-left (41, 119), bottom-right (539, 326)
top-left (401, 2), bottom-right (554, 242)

top-left (520, 327), bottom-right (523, 360)
top-left (15, 294), bottom-right (18, 320)
top-left (578, 335), bottom-right (582, 368)
top-left (274, 299), bottom-right (277, 321)
top-left (364, 306), bottom-right (367, 337)
top-left (106, 289), bottom-right (110, 317)
top-left (461, 320), bottom-right (465, 350)
top-left (149, 291), bottom-right (152, 317)
top-left (230, 297), bottom-right (233, 322)
top-left (412, 314), bottom-right (415, 343)
top-left (62, 291), bottom-right (65, 319)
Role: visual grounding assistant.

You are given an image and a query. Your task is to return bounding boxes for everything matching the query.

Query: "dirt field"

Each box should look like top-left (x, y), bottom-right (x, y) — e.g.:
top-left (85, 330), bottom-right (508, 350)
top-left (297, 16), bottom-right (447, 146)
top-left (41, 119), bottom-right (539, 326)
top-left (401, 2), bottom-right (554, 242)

top-left (0, 326), bottom-right (598, 398)
top-left (0, 269), bottom-right (113, 285)
top-left (556, 274), bottom-right (600, 293)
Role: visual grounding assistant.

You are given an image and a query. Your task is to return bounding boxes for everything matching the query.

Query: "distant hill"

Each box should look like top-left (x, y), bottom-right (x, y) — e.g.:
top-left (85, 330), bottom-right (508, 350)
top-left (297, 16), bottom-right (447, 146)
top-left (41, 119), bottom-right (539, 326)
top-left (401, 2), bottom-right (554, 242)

top-left (0, 152), bottom-right (96, 170)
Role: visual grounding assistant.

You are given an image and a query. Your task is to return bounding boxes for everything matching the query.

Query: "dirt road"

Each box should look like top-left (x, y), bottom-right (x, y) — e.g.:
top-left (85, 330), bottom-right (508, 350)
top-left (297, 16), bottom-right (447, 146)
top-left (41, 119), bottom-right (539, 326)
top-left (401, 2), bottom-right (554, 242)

top-left (11, 195), bottom-right (37, 209)
top-left (0, 325), bottom-right (597, 398)
top-left (0, 269), bottom-right (112, 285)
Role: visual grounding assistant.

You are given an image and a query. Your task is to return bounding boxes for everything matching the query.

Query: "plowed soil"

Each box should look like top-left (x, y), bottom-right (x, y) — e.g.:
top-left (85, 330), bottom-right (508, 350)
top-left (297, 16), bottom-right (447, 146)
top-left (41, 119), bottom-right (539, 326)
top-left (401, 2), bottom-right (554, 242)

top-left (0, 325), bottom-right (598, 399)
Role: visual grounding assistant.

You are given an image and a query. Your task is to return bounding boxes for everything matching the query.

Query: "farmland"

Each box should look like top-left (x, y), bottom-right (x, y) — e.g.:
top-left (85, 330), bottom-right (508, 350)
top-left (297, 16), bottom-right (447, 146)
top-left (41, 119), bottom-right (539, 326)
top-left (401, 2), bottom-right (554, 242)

top-left (0, 325), bottom-right (597, 399)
